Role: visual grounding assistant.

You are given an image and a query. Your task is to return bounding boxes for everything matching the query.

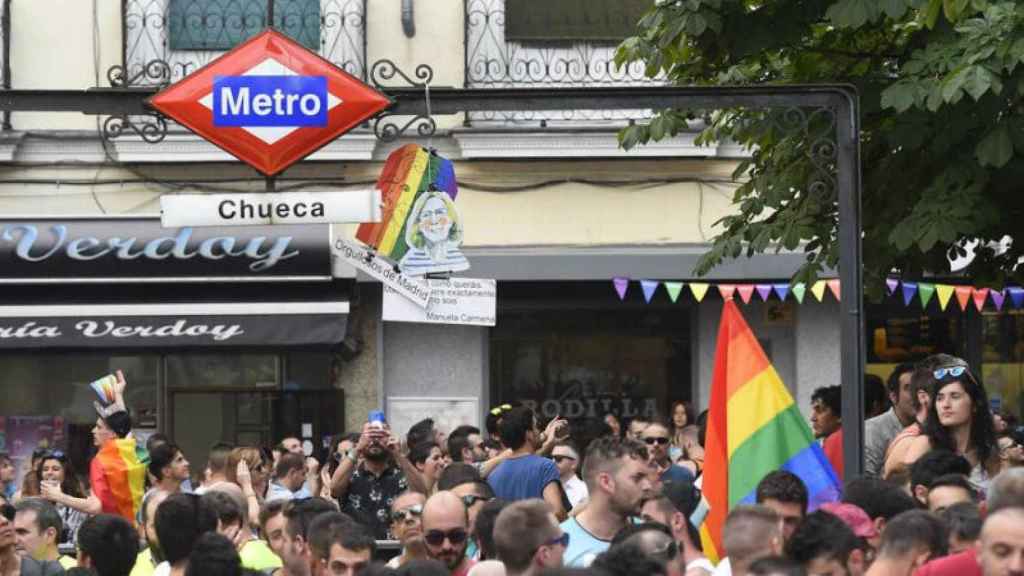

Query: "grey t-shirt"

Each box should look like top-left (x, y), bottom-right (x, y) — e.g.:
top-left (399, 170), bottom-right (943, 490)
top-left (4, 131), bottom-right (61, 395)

top-left (20, 557), bottom-right (65, 576)
top-left (863, 408), bottom-right (906, 478)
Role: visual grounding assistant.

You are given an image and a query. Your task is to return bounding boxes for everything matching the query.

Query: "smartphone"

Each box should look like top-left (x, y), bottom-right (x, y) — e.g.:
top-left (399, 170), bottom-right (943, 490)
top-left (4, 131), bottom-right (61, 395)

top-left (89, 374), bottom-right (118, 404)
top-left (368, 410), bottom-right (386, 432)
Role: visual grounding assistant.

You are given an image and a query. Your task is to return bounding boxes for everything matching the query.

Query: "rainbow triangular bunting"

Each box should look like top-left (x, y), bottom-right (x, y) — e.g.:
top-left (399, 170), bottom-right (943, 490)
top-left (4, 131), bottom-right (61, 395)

top-left (902, 282), bottom-right (918, 307)
top-left (918, 283), bottom-right (936, 308)
top-left (756, 285), bottom-right (773, 301)
top-left (886, 278), bottom-right (899, 295)
top-left (792, 283), bottom-right (807, 303)
top-left (773, 284), bottom-right (790, 301)
top-left (719, 284), bottom-right (737, 301)
top-left (737, 285), bottom-right (755, 304)
top-left (691, 283), bottom-right (710, 303)
top-left (955, 286), bottom-right (972, 311)
top-left (640, 280), bottom-right (659, 303)
top-left (972, 288), bottom-right (990, 312)
top-left (665, 282), bottom-right (684, 303)
top-left (811, 281), bottom-right (827, 302)
top-left (936, 285), bottom-right (955, 311)
top-left (992, 290), bottom-right (1006, 311)
top-left (1009, 287), bottom-right (1024, 309)
top-left (613, 277), bottom-right (629, 300)
top-left (827, 279), bottom-right (841, 302)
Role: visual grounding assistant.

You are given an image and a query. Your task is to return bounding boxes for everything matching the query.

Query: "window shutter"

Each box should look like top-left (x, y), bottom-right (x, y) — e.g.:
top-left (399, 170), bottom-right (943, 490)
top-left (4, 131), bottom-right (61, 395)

top-left (168, 0), bottom-right (320, 52)
top-left (504, 0), bottom-right (651, 43)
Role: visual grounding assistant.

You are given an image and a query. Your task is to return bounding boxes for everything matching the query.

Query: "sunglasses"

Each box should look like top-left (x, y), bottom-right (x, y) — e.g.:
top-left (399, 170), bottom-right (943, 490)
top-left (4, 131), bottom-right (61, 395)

top-left (644, 437), bottom-right (670, 445)
top-left (424, 528), bottom-right (468, 547)
top-left (43, 450), bottom-right (66, 461)
top-left (545, 533), bottom-right (570, 548)
top-left (552, 455), bottom-right (576, 463)
top-left (461, 495), bottom-right (490, 508)
top-left (392, 504), bottom-right (423, 523)
top-left (934, 366), bottom-right (968, 380)
top-left (1, 504), bottom-right (13, 521)
top-left (490, 404), bottom-right (512, 416)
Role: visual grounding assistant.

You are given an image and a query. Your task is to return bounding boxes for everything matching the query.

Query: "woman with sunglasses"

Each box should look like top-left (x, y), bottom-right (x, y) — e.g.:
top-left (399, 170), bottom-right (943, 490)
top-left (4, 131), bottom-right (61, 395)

top-left (25, 452), bottom-right (88, 547)
top-left (903, 359), bottom-right (1000, 492)
top-left (226, 446), bottom-right (272, 529)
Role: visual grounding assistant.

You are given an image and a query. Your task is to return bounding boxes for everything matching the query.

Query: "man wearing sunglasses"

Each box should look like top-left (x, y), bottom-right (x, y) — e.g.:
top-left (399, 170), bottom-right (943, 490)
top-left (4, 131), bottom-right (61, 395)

top-left (643, 423), bottom-right (694, 486)
top-left (493, 499), bottom-right (568, 576)
top-left (386, 492), bottom-right (428, 569)
top-left (422, 491), bottom-right (475, 576)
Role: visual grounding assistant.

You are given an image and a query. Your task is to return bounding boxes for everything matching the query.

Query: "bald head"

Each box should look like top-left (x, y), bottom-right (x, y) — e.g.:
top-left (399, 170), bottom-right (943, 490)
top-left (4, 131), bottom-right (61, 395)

top-left (423, 491), bottom-right (470, 570)
top-left (723, 505), bottom-right (783, 567)
top-left (424, 491), bottom-right (468, 528)
top-left (979, 507), bottom-right (1024, 576)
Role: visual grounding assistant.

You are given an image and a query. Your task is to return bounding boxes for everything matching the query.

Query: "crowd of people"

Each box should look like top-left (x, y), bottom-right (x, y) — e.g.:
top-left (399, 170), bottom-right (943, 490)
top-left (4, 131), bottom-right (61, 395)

top-left (0, 353), bottom-right (1023, 576)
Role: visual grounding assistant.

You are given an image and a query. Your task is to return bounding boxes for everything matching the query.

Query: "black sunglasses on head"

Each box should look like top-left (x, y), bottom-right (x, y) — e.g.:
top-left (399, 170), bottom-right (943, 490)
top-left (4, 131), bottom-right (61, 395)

top-left (1, 504), bottom-right (14, 521)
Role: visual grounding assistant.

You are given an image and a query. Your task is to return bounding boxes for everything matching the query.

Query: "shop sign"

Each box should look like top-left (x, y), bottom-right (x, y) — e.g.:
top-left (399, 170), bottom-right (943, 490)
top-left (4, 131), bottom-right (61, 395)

top-left (332, 238), bottom-right (432, 308)
top-left (149, 29), bottom-right (391, 176)
top-left (160, 190), bottom-right (382, 227)
top-left (522, 396), bottom-right (658, 421)
top-left (382, 278), bottom-right (496, 326)
top-left (0, 217), bottom-right (329, 282)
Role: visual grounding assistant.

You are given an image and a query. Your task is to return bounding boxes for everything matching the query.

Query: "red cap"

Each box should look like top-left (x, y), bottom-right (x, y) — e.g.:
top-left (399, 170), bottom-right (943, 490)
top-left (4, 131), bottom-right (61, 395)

top-left (820, 502), bottom-right (878, 539)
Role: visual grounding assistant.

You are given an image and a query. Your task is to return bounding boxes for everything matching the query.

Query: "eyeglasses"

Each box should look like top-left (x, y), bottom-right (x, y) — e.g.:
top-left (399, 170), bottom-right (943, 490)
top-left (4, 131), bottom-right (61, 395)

top-left (644, 437), bottom-right (670, 446)
top-left (424, 528), bottom-right (469, 547)
top-left (545, 533), bottom-right (570, 548)
top-left (461, 495), bottom-right (490, 508)
top-left (934, 366), bottom-right (968, 380)
top-left (1, 504), bottom-right (14, 521)
top-left (391, 504), bottom-right (424, 523)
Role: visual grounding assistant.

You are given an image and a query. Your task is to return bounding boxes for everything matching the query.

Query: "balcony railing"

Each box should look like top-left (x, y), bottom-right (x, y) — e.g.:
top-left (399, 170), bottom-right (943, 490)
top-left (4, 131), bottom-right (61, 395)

top-left (464, 0), bottom-right (661, 126)
top-left (122, 0), bottom-right (367, 87)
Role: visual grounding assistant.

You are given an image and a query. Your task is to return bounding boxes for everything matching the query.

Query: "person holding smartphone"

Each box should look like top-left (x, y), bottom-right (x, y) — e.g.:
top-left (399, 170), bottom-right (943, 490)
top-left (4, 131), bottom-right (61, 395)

top-left (329, 413), bottom-right (429, 540)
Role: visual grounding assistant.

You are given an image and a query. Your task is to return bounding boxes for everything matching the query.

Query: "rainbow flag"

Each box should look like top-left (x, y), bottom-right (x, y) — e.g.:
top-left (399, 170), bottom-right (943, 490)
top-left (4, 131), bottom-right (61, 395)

top-left (92, 438), bottom-right (148, 523)
top-left (700, 300), bottom-right (840, 562)
top-left (355, 144), bottom-right (458, 263)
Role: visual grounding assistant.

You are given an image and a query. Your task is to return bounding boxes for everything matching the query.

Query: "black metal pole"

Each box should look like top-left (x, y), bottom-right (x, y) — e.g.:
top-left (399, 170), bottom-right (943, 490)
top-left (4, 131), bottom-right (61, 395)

top-left (267, 0), bottom-right (275, 29)
top-left (266, 175), bottom-right (276, 192)
top-left (836, 88), bottom-right (866, 478)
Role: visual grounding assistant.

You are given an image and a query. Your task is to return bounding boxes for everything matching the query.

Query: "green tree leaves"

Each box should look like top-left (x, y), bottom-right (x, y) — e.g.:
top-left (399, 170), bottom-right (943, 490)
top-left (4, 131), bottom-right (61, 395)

top-left (617, 0), bottom-right (1024, 288)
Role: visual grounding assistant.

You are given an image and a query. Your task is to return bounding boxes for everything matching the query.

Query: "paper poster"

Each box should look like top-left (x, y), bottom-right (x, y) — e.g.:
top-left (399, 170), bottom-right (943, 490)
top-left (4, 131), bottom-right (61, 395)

top-left (386, 397), bottom-right (479, 441)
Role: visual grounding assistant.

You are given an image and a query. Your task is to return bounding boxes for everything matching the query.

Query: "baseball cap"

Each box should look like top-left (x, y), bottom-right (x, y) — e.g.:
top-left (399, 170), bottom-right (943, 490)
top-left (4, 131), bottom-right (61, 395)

top-left (661, 479), bottom-right (708, 548)
top-left (819, 502), bottom-right (878, 539)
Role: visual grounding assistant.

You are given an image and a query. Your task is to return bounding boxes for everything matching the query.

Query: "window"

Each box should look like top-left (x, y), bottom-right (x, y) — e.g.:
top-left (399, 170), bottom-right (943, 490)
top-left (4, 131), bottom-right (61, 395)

top-left (168, 0), bottom-right (321, 51)
top-left (504, 0), bottom-right (651, 42)
top-left (982, 311), bottom-right (1024, 418)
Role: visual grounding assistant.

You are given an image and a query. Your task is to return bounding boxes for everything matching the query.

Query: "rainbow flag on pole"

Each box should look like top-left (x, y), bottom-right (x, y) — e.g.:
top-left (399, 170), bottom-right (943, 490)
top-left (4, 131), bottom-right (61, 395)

top-left (700, 300), bottom-right (840, 562)
top-left (91, 438), bottom-right (148, 523)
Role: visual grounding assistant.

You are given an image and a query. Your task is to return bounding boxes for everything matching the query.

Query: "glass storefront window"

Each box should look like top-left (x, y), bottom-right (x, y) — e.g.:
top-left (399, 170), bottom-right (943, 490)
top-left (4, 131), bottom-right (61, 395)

top-left (0, 354), bottom-right (158, 487)
top-left (865, 301), bottom-right (967, 383)
top-left (982, 311), bottom-right (1024, 418)
top-left (491, 285), bottom-right (692, 438)
top-left (165, 353), bottom-right (278, 388)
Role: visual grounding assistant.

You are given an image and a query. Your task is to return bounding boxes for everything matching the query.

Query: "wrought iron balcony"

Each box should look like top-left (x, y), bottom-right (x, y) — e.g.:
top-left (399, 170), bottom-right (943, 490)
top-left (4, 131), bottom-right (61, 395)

top-left (121, 0), bottom-right (367, 87)
top-left (464, 0), bottom-right (662, 126)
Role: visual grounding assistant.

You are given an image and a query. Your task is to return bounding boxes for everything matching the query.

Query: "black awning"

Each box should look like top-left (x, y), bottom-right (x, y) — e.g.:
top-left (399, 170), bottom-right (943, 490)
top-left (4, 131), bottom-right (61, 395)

top-left (0, 281), bottom-right (351, 349)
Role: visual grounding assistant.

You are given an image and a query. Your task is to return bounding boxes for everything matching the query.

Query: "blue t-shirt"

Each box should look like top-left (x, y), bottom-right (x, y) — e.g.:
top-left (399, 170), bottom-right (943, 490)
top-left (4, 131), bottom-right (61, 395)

top-left (487, 454), bottom-right (560, 502)
top-left (560, 517), bottom-right (610, 567)
top-left (661, 464), bottom-right (695, 484)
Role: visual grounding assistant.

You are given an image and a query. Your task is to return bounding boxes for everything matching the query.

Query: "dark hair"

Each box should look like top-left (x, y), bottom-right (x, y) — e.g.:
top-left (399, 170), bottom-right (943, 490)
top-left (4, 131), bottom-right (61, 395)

top-left (865, 374), bottom-right (887, 415)
top-left (447, 435), bottom-right (472, 463)
top-left (482, 438), bottom-right (502, 454)
top-left (878, 509), bottom-right (948, 559)
top-left (148, 443), bottom-right (181, 481)
top-left (407, 418), bottom-right (435, 448)
top-left (755, 470), bottom-right (808, 512)
top-left (308, 511), bottom-right (375, 559)
top-left (34, 453), bottom-right (85, 499)
top-left (887, 363), bottom-right (917, 395)
top-left (784, 510), bottom-right (860, 567)
top-left (201, 490), bottom-right (244, 529)
top-left (394, 559), bottom-right (450, 576)
top-left (911, 354), bottom-right (960, 411)
top-left (910, 450), bottom-right (971, 491)
top-left (77, 514), bottom-right (141, 576)
top-left (103, 410), bottom-right (133, 439)
top-left (184, 533), bottom-right (242, 576)
top-left (437, 463), bottom-right (481, 491)
top-left (146, 433), bottom-right (170, 453)
top-left (668, 401), bottom-right (695, 436)
top-left (811, 386), bottom-right (842, 416)
top-left (284, 497), bottom-right (337, 540)
top-left (696, 409), bottom-right (709, 448)
top-left (14, 498), bottom-right (62, 540)
top-left (581, 436), bottom-right (648, 488)
top-left (928, 474), bottom-right (978, 501)
top-left (409, 442), bottom-right (439, 467)
top-left (841, 477), bottom-right (917, 521)
top-left (258, 499), bottom-right (288, 533)
top-left (923, 360), bottom-right (998, 470)
top-left (591, 541), bottom-right (668, 576)
top-left (474, 498), bottom-right (509, 560)
top-left (155, 493), bottom-right (218, 564)
top-left (499, 407), bottom-right (536, 451)
top-left (208, 442), bottom-right (235, 476)
top-left (274, 452), bottom-right (305, 480)
top-left (749, 556), bottom-right (807, 576)
top-left (610, 521), bottom-right (673, 548)
top-left (941, 501), bottom-right (982, 543)
top-left (451, 425), bottom-right (481, 439)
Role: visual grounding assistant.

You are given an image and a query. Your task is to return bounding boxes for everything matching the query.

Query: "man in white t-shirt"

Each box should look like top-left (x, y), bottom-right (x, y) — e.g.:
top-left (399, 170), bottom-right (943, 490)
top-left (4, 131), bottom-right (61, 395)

top-left (552, 443), bottom-right (588, 510)
top-left (560, 437), bottom-right (653, 567)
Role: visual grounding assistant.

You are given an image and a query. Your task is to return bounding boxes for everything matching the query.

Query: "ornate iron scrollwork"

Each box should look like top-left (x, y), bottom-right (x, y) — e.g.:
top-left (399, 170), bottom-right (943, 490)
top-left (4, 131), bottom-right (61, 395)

top-left (102, 113), bottom-right (168, 143)
top-left (107, 59), bottom-right (172, 88)
top-left (373, 114), bottom-right (436, 143)
top-left (369, 59), bottom-right (434, 89)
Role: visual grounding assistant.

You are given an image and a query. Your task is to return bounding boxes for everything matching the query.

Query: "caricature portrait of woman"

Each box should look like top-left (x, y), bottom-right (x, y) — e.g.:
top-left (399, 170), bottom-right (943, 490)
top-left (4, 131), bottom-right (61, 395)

top-left (399, 190), bottom-right (470, 276)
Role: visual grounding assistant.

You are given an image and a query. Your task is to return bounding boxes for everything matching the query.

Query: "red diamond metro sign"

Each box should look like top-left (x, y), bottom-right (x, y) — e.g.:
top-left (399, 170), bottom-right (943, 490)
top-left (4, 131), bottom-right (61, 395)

top-left (150, 29), bottom-right (391, 176)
